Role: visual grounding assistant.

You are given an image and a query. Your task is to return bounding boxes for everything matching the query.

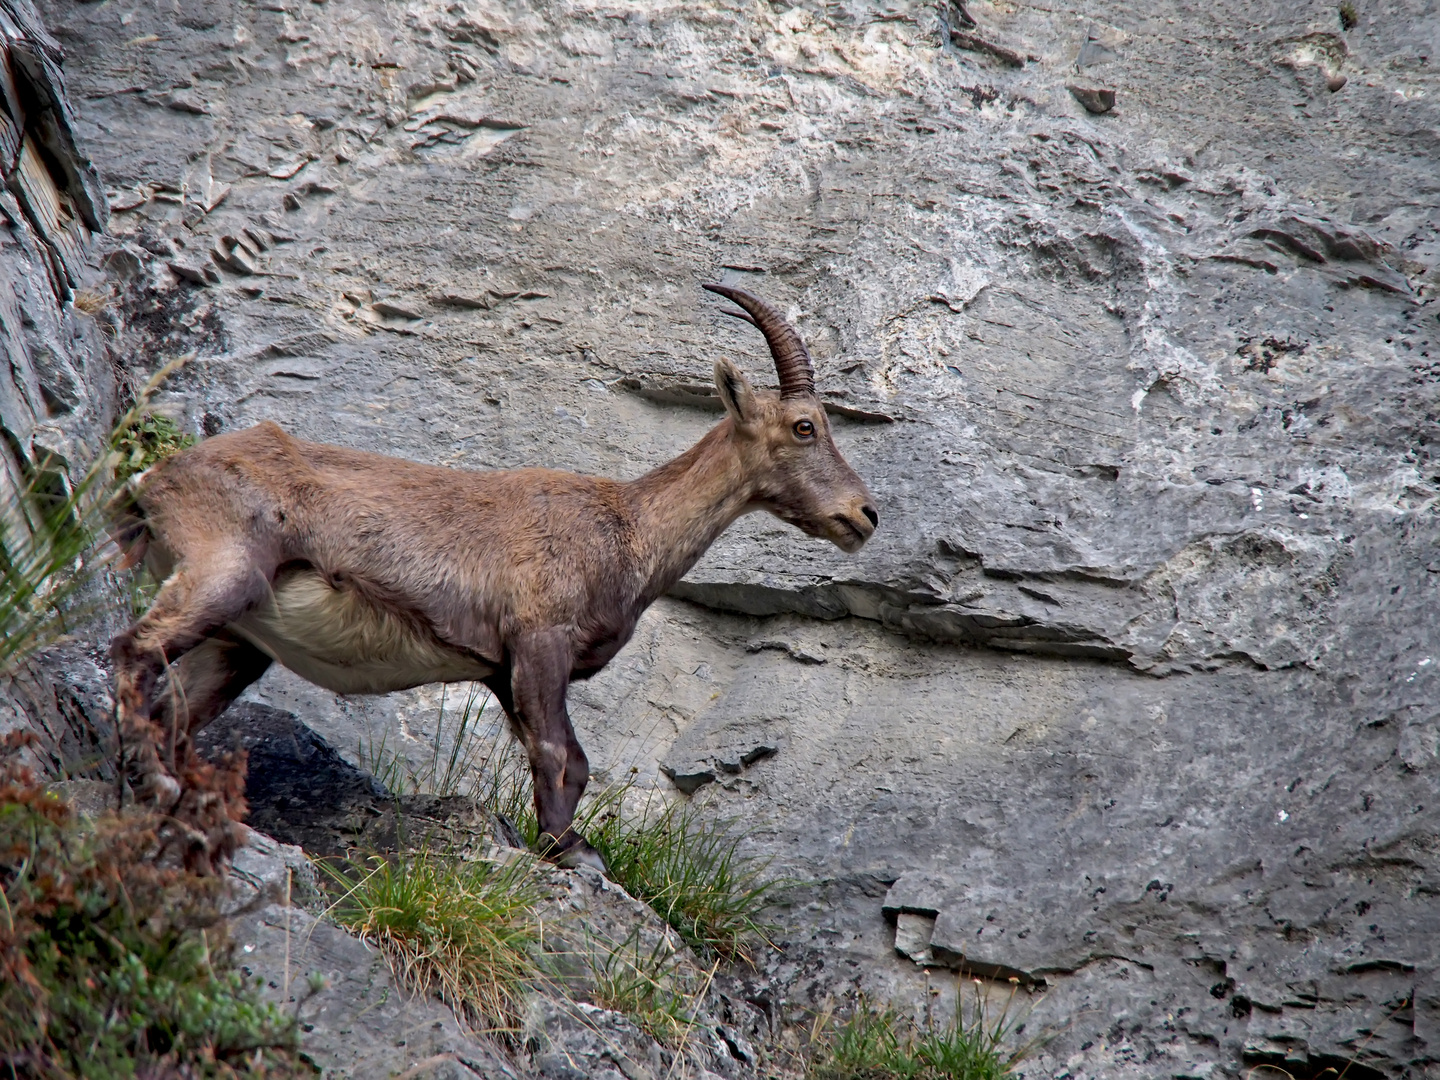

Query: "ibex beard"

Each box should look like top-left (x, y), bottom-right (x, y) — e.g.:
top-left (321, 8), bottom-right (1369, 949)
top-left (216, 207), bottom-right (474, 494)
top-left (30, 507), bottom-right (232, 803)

top-left (110, 285), bottom-right (879, 873)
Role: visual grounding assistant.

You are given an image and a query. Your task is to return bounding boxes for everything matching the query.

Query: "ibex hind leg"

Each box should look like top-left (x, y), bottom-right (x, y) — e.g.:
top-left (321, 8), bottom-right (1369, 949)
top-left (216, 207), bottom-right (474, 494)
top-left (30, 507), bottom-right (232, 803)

top-left (111, 552), bottom-right (271, 808)
top-left (151, 630), bottom-right (273, 768)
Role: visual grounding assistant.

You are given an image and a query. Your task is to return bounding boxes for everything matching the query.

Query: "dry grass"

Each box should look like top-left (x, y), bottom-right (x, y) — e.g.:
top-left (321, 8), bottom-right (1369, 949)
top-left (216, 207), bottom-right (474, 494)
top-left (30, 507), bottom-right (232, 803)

top-left (71, 287), bottom-right (112, 316)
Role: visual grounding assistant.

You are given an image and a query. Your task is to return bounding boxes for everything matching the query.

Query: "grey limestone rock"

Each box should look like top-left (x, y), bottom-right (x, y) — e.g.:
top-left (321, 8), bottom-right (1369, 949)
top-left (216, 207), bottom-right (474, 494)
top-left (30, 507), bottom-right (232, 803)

top-left (233, 902), bottom-right (521, 1080)
top-left (225, 827), bottom-right (321, 917)
top-left (21, 0), bottom-right (1440, 1075)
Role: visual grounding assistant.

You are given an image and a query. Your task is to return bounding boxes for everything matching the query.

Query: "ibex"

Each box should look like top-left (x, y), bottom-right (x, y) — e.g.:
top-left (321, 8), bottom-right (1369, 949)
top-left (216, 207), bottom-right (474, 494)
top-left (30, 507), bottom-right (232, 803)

top-left (111, 285), bottom-right (878, 870)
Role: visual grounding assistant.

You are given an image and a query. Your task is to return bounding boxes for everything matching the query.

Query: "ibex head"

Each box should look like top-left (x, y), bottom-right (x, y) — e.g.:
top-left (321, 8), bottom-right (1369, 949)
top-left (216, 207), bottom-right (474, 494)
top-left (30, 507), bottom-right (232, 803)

top-left (703, 284), bottom-right (879, 553)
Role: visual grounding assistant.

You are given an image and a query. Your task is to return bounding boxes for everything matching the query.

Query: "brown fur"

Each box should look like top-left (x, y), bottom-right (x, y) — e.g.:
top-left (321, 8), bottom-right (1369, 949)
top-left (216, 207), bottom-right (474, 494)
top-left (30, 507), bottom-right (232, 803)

top-left (111, 288), bottom-right (878, 870)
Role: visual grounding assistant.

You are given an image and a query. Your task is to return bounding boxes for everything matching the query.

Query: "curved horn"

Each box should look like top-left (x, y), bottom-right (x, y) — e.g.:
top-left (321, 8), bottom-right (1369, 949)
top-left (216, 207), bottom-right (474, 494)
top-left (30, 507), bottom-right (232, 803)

top-left (703, 283), bottom-right (816, 398)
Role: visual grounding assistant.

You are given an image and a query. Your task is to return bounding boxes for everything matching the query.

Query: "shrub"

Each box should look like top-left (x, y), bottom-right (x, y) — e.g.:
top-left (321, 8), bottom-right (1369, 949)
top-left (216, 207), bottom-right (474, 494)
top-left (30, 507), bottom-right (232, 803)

top-left (0, 736), bottom-right (302, 1078)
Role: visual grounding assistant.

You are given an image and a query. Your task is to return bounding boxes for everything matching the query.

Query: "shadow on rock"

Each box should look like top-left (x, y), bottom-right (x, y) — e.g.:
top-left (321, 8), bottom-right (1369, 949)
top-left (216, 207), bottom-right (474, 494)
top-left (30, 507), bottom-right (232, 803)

top-left (196, 701), bottom-right (516, 858)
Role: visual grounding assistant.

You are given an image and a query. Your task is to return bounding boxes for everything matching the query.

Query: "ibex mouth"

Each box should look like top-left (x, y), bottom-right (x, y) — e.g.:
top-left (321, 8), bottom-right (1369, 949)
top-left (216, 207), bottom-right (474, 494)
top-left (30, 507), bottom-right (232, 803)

top-left (831, 513), bottom-right (873, 552)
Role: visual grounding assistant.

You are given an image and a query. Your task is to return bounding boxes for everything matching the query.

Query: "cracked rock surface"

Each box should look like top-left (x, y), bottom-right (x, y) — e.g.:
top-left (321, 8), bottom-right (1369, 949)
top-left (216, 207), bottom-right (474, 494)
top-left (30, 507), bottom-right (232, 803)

top-left (30, 0), bottom-right (1440, 1075)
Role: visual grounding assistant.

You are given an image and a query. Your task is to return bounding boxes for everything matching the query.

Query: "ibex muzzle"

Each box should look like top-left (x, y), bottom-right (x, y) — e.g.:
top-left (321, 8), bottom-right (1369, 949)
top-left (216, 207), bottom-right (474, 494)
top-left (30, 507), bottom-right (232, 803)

top-left (111, 286), bottom-right (878, 872)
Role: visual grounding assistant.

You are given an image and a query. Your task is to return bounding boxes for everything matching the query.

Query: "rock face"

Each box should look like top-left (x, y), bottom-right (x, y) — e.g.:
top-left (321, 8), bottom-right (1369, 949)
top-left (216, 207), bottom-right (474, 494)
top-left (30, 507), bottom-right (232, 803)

top-left (26, 0), bottom-right (1440, 1076)
top-left (0, 0), bottom-right (111, 486)
top-left (0, 0), bottom-right (119, 776)
top-left (233, 902), bottom-right (526, 1080)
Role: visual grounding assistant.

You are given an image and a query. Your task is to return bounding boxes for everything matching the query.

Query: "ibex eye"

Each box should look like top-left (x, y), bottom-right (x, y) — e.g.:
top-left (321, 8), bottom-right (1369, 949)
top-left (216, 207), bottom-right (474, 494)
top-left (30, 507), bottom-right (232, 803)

top-left (793, 419), bottom-right (816, 440)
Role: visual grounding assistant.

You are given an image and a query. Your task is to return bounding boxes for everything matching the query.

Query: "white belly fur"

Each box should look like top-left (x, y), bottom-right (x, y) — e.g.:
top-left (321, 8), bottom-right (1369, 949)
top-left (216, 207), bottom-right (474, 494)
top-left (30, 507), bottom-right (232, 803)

top-left (229, 568), bottom-right (492, 695)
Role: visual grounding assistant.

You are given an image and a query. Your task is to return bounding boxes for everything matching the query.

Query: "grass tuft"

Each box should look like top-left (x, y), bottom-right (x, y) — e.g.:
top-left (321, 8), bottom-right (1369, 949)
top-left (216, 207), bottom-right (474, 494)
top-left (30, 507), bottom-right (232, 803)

top-left (585, 926), bottom-right (700, 1046)
top-left (71, 287), bottom-right (112, 316)
top-left (1339, 1), bottom-right (1358, 30)
top-left (0, 734), bottom-right (302, 1078)
top-left (584, 791), bottom-right (779, 963)
top-left (473, 729), bottom-right (540, 849)
top-left (809, 984), bottom-right (1035, 1080)
top-left (321, 851), bottom-right (543, 1037)
top-left (111, 412), bottom-right (197, 619)
top-left (457, 737), bottom-right (777, 961)
top-left (1, 359), bottom-right (189, 676)
top-left (357, 683), bottom-right (495, 800)
top-left (0, 453), bottom-right (98, 675)
top-left (112, 412), bottom-right (195, 485)
top-left (467, 733), bottom-right (778, 963)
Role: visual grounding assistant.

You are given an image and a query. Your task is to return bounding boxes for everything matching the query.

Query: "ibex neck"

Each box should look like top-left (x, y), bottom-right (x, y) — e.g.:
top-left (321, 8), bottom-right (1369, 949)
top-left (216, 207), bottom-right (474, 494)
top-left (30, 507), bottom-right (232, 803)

top-left (625, 420), bottom-right (755, 604)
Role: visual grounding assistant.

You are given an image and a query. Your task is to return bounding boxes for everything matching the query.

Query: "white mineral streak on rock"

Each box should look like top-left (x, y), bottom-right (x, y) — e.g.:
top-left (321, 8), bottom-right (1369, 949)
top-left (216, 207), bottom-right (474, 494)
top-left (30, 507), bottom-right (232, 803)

top-left (1110, 204), bottom-right (1220, 412)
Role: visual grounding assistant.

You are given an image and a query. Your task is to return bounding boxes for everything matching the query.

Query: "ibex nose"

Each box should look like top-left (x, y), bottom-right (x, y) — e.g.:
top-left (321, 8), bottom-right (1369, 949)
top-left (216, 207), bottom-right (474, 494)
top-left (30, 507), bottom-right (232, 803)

top-left (836, 497), bottom-right (878, 550)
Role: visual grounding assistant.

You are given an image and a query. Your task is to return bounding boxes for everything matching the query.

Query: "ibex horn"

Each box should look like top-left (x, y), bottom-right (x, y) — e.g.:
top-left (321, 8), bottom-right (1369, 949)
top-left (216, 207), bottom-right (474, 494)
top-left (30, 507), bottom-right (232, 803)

top-left (703, 283), bottom-right (816, 399)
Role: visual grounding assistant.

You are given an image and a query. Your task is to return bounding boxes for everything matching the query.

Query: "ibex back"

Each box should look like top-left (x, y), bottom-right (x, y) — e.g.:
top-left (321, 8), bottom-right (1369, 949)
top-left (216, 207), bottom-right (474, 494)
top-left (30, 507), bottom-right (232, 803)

top-left (111, 286), bottom-right (878, 871)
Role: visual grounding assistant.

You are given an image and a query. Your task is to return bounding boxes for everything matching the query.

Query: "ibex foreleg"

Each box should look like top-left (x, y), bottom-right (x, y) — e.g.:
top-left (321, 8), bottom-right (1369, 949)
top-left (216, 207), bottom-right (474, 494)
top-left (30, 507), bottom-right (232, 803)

top-left (501, 630), bottom-right (604, 872)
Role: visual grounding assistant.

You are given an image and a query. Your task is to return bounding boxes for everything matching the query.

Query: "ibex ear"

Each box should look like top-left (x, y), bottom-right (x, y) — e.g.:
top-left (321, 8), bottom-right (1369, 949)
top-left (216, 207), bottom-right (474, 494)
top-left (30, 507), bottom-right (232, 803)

top-left (714, 358), bottom-right (756, 426)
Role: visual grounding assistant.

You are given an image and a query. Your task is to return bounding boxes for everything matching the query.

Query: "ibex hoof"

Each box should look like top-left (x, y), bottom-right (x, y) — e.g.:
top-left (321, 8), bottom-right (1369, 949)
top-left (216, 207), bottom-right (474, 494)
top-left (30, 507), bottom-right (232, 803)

top-left (146, 773), bottom-right (183, 809)
top-left (557, 843), bottom-right (608, 875)
top-left (540, 832), bottom-right (608, 875)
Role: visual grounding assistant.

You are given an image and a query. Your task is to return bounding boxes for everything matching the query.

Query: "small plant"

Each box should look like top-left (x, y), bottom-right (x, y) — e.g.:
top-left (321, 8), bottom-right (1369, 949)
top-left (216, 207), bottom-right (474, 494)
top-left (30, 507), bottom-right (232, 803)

top-left (112, 412), bottom-right (195, 485)
top-left (809, 983), bottom-right (1036, 1080)
top-left (1339, 1), bottom-right (1358, 30)
top-left (0, 734), bottom-right (302, 1078)
top-left (586, 926), bottom-right (699, 1046)
top-left (321, 850), bottom-right (543, 1036)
